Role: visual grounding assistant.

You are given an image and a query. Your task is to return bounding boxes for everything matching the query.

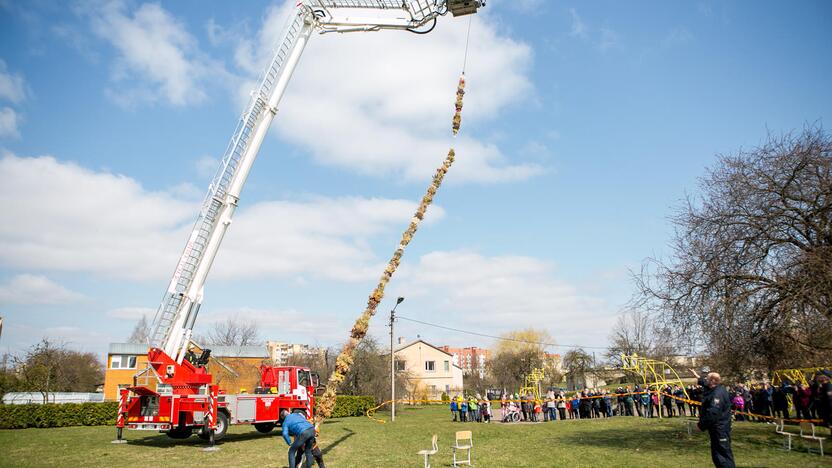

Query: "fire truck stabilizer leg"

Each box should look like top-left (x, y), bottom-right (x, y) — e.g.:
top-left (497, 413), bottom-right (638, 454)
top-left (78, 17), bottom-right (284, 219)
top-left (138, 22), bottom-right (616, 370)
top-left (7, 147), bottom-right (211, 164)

top-left (111, 427), bottom-right (126, 444)
top-left (203, 429), bottom-right (219, 452)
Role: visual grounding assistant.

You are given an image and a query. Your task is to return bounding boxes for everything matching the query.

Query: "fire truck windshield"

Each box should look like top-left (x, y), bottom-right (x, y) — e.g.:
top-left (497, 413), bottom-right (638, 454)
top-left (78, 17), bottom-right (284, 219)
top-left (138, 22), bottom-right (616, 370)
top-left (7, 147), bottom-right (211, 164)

top-left (298, 370), bottom-right (311, 388)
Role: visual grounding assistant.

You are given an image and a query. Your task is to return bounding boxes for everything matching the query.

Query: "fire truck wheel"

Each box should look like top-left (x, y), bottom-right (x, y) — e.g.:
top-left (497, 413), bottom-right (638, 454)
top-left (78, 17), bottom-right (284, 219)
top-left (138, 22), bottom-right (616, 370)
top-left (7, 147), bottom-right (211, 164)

top-left (254, 422), bottom-right (275, 434)
top-left (214, 411), bottom-right (229, 441)
top-left (198, 411), bottom-right (229, 441)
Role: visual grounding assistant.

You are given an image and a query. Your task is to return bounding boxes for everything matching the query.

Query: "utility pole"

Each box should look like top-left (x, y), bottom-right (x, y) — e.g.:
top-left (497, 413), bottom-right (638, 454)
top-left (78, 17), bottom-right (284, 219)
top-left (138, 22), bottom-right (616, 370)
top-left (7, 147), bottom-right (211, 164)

top-left (390, 297), bottom-right (404, 422)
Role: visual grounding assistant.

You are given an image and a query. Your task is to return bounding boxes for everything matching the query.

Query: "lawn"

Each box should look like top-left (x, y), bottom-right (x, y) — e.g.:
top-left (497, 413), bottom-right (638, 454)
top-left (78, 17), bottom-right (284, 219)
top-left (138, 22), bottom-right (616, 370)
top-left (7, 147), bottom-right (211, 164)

top-left (0, 406), bottom-right (828, 467)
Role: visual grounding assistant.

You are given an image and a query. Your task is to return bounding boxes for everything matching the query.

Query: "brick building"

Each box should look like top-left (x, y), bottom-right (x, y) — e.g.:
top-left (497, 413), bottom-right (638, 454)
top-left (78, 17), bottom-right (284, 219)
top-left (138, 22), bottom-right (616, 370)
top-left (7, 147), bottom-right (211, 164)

top-left (438, 346), bottom-right (491, 379)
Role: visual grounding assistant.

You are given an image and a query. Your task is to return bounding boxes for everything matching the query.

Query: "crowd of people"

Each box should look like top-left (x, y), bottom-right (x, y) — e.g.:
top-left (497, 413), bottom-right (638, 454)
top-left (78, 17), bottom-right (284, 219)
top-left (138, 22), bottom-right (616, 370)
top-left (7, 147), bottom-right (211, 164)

top-left (729, 373), bottom-right (832, 424)
top-left (448, 371), bottom-right (832, 427)
top-left (448, 386), bottom-right (696, 424)
top-left (449, 394), bottom-right (494, 423)
top-left (458, 385), bottom-right (707, 423)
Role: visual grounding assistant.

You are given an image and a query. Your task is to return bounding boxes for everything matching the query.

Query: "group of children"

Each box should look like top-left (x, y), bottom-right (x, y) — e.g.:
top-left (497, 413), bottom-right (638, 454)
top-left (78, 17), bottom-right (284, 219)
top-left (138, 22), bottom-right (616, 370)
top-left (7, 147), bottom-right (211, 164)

top-left (449, 394), bottom-right (493, 422)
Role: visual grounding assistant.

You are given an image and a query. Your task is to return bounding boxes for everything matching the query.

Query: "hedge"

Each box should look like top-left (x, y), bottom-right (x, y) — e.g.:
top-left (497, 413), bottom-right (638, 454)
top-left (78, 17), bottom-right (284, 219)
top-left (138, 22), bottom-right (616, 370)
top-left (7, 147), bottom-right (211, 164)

top-left (0, 402), bottom-right (118, 429)
top-left (317, 395), bottom-right (376, 418)
top-left (0, 395), bottom-right (376, 429)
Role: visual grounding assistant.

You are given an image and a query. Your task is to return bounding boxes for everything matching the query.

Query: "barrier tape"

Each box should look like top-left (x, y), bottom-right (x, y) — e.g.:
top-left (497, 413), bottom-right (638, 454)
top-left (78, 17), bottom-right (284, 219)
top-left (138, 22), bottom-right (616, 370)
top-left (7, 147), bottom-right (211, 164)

top-left (365, 391), bottom-right (824, 425)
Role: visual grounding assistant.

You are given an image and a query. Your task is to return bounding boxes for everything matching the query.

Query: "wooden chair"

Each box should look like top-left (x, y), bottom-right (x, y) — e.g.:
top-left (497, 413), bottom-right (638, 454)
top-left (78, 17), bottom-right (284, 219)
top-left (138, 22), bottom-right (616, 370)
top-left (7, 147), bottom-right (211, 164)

top-left (452, 430), bottom-right (473, 467)
top-left (799, 421), bottom-right (826, 456)
top-left (774, 419), bottom-right (796, 451)
top-left (417, 434), bottom-right (438, 468)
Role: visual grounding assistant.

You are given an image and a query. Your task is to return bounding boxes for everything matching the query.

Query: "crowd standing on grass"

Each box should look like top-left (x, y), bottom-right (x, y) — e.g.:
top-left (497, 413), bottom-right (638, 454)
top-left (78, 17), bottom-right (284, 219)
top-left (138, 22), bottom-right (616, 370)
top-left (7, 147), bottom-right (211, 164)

top-left (446, 369), bottom-right (831, 428)
top-left (728, 371), bottom-right (832, 426)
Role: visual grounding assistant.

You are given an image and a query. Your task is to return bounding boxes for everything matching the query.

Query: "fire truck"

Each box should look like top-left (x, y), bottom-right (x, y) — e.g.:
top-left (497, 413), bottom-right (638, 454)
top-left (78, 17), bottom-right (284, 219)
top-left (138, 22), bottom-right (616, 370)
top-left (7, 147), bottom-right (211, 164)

top-left (115, 0), bottom-right (483, 446)
top-left (119, 348), bottom-right (319, 441)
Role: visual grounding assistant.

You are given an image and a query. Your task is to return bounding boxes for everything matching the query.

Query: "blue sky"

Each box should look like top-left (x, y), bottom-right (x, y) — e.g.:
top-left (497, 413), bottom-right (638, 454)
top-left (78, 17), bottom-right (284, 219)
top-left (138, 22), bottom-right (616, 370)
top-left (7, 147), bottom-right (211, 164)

top-left (0, 0), bottom-right (830, 359)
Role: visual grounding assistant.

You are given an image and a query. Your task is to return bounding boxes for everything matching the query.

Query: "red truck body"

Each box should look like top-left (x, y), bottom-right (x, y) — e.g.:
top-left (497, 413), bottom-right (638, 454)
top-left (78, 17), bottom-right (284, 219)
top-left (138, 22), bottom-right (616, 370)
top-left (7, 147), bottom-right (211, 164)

top-left (116, 348), bottom-right (316, 442)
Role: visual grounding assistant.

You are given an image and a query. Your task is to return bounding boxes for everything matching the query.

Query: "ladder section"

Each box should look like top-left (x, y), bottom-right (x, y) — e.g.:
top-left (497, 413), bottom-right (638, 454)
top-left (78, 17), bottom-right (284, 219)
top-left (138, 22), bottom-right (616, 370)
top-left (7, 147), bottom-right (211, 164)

top-left (311, 0), bottom-right (440, 23)
top-left (149, 8), bottom-right (309, 349)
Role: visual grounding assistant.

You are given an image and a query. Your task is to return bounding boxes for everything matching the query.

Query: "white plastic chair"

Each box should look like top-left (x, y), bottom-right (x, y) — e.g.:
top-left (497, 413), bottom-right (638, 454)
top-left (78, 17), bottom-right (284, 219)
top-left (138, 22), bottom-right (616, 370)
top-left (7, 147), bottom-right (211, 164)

top-left (417, 434), bottom-right (438, 468)
top-left (799, 422), bottom-right (826, 456)
top-left (774, 419), bottom-right (795, 451)
top-left (452, 430), bottom-right (473, 467)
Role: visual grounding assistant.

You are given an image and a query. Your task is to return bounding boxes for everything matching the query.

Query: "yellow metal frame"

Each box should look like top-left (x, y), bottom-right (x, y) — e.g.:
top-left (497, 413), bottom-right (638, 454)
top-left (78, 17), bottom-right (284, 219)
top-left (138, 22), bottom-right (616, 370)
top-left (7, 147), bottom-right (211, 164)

top-left (620, 353), bottom-right (690, 399)
top-left (771, 367), bottom-right (829, 387)
top-left (518, 368), bottom-right (546, 402)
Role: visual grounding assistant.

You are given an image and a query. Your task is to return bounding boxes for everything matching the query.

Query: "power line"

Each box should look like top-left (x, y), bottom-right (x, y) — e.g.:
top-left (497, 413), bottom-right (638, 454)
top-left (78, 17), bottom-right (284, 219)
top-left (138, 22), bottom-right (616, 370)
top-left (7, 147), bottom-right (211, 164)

top-left (396, 315), bottom-right (611, 350)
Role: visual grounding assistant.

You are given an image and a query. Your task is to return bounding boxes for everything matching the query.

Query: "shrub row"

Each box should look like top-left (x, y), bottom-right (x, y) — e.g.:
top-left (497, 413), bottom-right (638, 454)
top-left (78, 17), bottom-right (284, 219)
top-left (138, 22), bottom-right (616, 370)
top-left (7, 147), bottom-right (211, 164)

top-left (0, 402), bottom-right (119, 429)
top-left (317, 395), bottom-right (376, 418)
top-left (0, 395), bottom-right (376, 429)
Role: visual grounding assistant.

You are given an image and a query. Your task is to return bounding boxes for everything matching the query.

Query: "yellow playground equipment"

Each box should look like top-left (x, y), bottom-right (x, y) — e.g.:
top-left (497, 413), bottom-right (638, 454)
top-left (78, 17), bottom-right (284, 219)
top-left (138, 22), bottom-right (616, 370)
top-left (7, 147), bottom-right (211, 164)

top-left (518, 368), bottom-right (546, 402)
top-left (771, 367), bottom-right (830, 387)
top-left (620, 354), bottom-right (690, 399)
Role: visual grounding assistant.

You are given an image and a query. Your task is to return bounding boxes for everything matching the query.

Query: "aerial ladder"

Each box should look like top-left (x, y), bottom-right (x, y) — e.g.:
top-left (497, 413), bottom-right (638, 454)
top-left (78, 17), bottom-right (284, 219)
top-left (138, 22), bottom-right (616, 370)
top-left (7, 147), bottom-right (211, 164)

top-left (117, 0), bottom-right (484, 446)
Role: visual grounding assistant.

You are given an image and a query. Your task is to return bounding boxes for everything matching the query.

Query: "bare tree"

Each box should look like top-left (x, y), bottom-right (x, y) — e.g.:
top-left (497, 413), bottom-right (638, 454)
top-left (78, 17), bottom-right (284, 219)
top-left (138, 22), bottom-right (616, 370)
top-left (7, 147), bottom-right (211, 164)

top-left (562, 348), bottom-right (594, 389)
top-left (128, 315), bottom-right (150, 344)
top-left (634, 127), bottom-right (832, 374)
top-left (204, 316), bottom-right (260, 346)
top-left (606, 308), bottom-right (677, 365)
top-left (13, 339), bottom-right (102, 401)
top-left (487, 329), bottom-right (555, 390)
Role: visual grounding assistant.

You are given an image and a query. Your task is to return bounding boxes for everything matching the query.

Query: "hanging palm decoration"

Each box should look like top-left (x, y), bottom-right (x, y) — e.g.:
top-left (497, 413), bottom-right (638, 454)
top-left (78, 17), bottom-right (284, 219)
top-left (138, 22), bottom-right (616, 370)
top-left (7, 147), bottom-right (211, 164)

top-left (315, 75), bottom-right (468, 426)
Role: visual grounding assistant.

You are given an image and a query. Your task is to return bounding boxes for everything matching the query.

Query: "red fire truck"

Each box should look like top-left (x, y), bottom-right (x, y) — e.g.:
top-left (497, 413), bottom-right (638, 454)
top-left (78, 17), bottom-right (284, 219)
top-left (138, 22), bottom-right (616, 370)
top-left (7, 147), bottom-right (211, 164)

top-left (114, 0), bottom-right (482, 447)
top-left (117, 348), bottom-right (318, 442)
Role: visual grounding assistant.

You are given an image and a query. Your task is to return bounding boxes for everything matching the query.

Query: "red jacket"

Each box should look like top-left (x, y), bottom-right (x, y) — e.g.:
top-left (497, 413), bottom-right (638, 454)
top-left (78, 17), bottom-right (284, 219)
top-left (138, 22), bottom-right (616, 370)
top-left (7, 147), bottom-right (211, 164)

top-left (795, 387), bottom-right (812, 408)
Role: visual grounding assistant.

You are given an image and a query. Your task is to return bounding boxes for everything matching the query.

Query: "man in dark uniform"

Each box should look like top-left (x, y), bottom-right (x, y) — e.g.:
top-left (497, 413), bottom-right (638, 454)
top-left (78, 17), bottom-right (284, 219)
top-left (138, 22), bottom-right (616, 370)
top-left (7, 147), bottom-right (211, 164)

top-left (691, 369), bottom-right (735, 468)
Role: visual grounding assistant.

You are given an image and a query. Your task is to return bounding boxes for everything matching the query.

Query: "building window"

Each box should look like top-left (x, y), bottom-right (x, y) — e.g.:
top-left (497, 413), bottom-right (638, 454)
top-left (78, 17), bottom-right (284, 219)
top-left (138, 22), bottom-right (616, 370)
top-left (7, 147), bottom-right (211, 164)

top-left (425, 361), bottom-right (435, 372)
top-left (395, 360), bottom-right (406, 372)
top-left (445, 384), bottom-right (450, 393)
top-left (110, 355), bottom-right (137, 369)
top-left (444, 360), bottom-right (450, 372)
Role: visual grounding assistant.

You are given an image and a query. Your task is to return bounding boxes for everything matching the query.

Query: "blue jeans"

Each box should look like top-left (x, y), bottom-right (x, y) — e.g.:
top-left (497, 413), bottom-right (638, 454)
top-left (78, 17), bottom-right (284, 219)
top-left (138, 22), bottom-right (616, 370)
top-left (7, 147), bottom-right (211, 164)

top-left (548, 407), bottom-right (557, 420)
top-left (289, 428), bottom-right (316, 468)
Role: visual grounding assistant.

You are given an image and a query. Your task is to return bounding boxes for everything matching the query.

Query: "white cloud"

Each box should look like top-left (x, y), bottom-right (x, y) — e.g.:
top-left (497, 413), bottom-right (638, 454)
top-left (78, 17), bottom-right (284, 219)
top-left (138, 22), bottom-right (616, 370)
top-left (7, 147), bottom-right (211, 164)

top-left (0, 153), bottom-right (194, 280)
top-left (195, 155), bottom-right (218, 179)
top-left (0, 153), bottom-right (444, 282)
top-left (234, 3), bottom-right (541, 183)
top-left (107, 306), bottom-right (155, 320)
top-left (598, 28), bottom-right (621, 52)
top-left (0, 274), bottom-right (85, 305)
top-left (85, 1), bottom-right (215, 106)
top-left (0, 107), bottom-right (20, 138)
top-left (569, 8), bottom-right (587, 39)
top-left (3, 321), bottom-right (115, 356)
top-left (216, 196), bottom-right (444, 281)
top-left (567, 9), bottom-right (621, 53)
top-left (196, 307), bottom-right (345, 345)
top-left (387, 250), bottom-right (617, 348)
top-left (0, 59), bottom-right (26, 104)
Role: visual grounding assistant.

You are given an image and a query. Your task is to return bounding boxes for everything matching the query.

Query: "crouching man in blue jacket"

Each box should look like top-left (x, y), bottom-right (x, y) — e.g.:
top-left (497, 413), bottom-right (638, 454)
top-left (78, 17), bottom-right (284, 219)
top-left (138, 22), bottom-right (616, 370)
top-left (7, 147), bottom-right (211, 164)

top-left (282, 410), bottom-right (316, 468)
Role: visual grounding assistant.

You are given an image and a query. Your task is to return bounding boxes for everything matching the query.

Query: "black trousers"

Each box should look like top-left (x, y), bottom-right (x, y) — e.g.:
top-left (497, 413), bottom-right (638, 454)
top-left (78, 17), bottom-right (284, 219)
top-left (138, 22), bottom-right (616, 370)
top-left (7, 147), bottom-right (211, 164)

top-left (708, 428), bottom-right (735, 468)
top-left (289, 428), bottom-right (316, 468)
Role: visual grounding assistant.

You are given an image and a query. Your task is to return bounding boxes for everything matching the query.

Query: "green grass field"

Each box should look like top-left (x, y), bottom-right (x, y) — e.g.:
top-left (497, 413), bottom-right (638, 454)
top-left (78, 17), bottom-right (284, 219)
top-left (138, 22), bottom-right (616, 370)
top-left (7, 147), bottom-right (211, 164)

top-left (0, 406), bottom-right (828, 467)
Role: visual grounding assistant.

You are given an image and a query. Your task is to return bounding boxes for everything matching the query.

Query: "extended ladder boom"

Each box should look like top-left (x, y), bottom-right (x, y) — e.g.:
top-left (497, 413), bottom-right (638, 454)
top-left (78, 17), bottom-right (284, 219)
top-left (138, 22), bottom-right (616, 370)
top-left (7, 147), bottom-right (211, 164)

top-left (149, 0), bottom-right (483, 364)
